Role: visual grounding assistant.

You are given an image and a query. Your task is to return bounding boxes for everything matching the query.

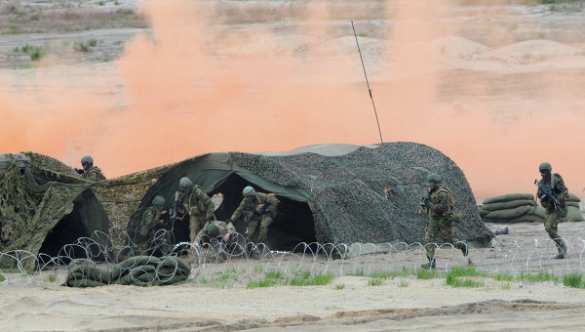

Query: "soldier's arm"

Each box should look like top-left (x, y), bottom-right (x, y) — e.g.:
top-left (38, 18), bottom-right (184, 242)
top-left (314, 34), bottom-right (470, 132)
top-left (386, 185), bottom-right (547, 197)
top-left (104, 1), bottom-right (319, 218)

top-left (555, 175), bottom-right (568, 195)
top-left (230, 199), bottom-right (246, 223)
top-left (204, 195), bottom-right (216, 219)
top-left (139, 209), bottom-right (156, 237)
top-left (226, 222), bottom-right (236, 234)
top-left (431, 191), bottom-right (450, 215)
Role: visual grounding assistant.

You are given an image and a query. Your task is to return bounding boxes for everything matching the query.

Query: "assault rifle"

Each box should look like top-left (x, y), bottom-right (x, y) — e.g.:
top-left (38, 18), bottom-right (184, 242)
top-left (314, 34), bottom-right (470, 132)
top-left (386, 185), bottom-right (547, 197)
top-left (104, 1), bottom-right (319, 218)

top-left (419, 196), bottom-right (432, 215)
top-left (537, 181), bottom-right (561, 211)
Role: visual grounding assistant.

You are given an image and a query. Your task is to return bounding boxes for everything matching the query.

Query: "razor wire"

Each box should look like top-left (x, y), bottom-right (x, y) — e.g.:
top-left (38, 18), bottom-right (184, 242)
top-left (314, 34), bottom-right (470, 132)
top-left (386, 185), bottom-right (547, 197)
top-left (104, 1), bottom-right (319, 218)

top-left (3, 232), bottom-right (585, 287)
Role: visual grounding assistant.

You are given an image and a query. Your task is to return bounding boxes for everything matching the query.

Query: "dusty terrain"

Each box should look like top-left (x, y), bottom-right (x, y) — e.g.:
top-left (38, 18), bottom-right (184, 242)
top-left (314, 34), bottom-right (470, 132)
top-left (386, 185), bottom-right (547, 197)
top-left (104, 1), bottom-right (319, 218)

top-left (2, 1), bottom-right (585, 331)
top-left (3, 223), bottom-right (585, 331)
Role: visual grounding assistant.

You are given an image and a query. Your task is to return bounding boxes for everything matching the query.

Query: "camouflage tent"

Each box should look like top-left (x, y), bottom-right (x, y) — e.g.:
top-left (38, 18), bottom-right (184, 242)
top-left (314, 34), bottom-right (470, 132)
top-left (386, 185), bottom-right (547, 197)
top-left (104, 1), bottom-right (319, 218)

top-left (0, 153), bottom-right (110, 266)
top-left (128, 143), bottom-right (494, 249)
top-left (1, 143), bottom-right (494, 263)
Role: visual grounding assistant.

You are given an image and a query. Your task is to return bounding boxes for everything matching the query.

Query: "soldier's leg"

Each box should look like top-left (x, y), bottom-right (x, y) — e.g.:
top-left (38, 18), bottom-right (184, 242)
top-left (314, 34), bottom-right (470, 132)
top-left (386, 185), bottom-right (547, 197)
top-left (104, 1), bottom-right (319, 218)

top-left (423, 224), bottom-right (437, 269)
top-left (544, 211), bottom-right (566, 258)
top-left (189, 215), bottom-right (203, 243)
top-left (257, 215), bottom-right (273, 243)
top-left (246, 219), bottom-right (260, 243)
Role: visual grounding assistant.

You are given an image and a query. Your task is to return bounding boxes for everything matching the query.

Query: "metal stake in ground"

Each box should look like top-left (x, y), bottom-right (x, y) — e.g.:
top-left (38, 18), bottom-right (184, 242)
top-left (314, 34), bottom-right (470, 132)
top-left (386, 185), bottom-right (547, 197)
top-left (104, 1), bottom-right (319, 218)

top-left (351, 20), bottom-right (384, 145)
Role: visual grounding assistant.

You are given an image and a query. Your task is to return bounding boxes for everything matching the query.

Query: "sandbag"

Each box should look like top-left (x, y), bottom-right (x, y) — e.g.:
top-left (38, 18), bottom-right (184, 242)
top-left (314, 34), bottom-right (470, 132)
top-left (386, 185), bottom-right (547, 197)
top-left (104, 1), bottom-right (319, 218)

top-left (484, 205), bottom-right (533, 220)
top-left (481, 199), bottom-right (536, 212)
top-left (568, 193), bottom-right (582, 203)
top-left (483, 193), bottom-right (534, 205)
top-left (65, 255), bottom-right (190, 287)
top-left (568, 201), bottom-right (581, 208)
top-left (531, 206), bottom-right (546, 219)
top-left (567, 206), bottom-right (585, 222)
top-left (479, 206), bottom-right (489, 217)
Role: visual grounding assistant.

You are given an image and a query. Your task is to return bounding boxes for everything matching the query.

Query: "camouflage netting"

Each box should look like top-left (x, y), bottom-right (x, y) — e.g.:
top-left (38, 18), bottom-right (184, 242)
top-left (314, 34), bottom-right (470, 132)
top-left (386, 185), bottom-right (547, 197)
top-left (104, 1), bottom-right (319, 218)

top-left (127, 143), bottom-right (494, 248)
top-left (2, 143), bottom-right (495, 262)
top-left (0, 153), bottom-right (110, 268)
top-left (93, 165), bottom-right (171, 247)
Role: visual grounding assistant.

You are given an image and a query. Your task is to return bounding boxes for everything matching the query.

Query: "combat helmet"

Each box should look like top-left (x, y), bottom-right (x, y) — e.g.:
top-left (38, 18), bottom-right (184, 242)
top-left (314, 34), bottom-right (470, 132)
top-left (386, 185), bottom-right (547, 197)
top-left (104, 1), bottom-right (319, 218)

top-left (179, 177), bottom-right (193, 190)
top-left (206, 223), bottom-right (220, 238)
top-left (81, 155), bottom-right (94, 167)
top-left (242, 185), bottom-right (256, 196)
top-left (426, 173), bottom-right (442, 184)
top-left (152, 195), bottom-right (166, 208)
top-left (539, 162), bottom-right (552, 172)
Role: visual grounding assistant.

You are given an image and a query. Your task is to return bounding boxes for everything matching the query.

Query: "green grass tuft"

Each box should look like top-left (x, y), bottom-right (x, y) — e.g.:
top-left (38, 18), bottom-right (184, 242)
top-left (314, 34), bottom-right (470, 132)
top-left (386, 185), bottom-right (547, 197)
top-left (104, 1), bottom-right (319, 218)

top-left (368, 278), bottom-right (384, 286)
top-left (494, 274), bottom-right (514, 282)
top-left (398, 280), bottom-right (409, 288)
top-left (289, 272), bottom-right (333, 286)
top-left (416, 269), bottom-right (439, 280)
top-left (446, 266), bottom-right (485, 288)
top-left (15, 44), bottom-right (46, 61)
top-left (518, 272), bottom-right (559, 283)
top-left (563, 273), bottom-right (585, 288)
top-left (335, 284), bottom-right (345, 290)
top-left (0, 273), bottom-right (5, 283)
top-left (369, 268), bottom-right (412, 280)
top-left (247, 271), bottom-right (284, 289)
top-left (199, 268), bottom-right (239, 288)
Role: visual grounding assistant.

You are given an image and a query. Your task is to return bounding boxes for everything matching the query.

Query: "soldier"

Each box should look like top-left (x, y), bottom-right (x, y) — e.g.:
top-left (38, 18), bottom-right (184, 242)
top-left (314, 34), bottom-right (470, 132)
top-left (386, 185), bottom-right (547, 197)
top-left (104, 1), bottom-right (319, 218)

top-left (76, 155), bottom-right (106, 181)
top-left (195, 221), bottom-right (237, 261)
top-left (536, 162), bottom-right (569, 259)
top-left (421, 173), bottom-right (469, 269)
top-left (136, 195), bottom-right (168, 255)
top-left (195, 220), bottom-right (236, 245)
top-left (172, 177), bottom-right (216, 243)
top-left (230, 186), bottom-right (279, 244)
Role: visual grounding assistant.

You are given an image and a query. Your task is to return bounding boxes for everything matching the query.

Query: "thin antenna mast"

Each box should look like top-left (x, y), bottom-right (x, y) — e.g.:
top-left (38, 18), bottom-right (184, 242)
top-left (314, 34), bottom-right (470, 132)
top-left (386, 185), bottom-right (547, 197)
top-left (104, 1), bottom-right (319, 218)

top-left (351, 20), bottom-right (384, 145)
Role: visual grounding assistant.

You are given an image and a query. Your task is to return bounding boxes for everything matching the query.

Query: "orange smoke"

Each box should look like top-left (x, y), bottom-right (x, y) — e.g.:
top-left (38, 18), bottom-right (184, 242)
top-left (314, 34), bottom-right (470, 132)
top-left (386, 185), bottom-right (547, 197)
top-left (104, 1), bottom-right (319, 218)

top-left (0, 0), bottom-right (584, 200)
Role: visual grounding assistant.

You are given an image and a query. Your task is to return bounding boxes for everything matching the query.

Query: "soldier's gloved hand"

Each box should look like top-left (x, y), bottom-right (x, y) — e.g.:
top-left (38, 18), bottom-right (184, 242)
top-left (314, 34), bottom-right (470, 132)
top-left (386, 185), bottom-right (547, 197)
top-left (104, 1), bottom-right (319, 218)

top-left (75, 168), bottom-right (84, 175)
top-left (223, 233), bottom-right (232, 242)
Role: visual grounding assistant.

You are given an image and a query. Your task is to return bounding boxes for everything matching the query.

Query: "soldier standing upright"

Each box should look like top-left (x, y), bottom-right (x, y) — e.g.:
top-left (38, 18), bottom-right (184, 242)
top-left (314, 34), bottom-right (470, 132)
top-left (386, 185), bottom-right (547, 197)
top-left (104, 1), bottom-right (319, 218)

top-left (421, 173), bottom-right (470, 269)
top-left (536, 162), bottom-right (569, 259)
top-left (172, 177), bottom-right (216, 243)
top-left (76, 155), bottom-right (106, 181)
top-left (230, 186), bottom-right (279, 244)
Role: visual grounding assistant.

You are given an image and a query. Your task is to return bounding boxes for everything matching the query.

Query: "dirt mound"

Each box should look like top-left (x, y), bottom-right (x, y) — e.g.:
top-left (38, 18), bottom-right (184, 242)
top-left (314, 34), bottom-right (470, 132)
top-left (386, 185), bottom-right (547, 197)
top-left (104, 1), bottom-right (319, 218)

top-left (432, 36), bottom-right (490, 60)
top-left (308, 36), bottom-right (384, 57)
top-left (481, 40), bottom-right (582, 64)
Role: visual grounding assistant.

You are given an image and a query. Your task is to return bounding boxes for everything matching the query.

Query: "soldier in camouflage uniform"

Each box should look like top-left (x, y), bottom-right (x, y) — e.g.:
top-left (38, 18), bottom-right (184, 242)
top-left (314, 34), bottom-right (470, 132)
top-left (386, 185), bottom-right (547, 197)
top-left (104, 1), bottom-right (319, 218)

top-left (230, 186), bottom-right (279, 244)
top-left (421, 173), bottom-right (469, 269)
top-left (173, 177), bottom-right (216, 243)
top-left (195, 221), bottom-right (237, 261)
top-left (195, 220), bottom-right (236, 244)
top-left (136, 195), bottom-right (168, 255)
top-left (76, 156), bottom-right (106, 181)
top-left (536, 162), bottom-right (569, 259)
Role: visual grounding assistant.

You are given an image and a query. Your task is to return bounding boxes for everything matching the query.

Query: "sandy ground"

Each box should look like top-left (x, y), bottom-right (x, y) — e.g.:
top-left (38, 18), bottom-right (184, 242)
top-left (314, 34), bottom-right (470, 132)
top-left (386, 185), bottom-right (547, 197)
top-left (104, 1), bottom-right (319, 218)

top-left (2, 1), bottom-right (585, 331)
top-left (3, 223), bottom-right (585, 331)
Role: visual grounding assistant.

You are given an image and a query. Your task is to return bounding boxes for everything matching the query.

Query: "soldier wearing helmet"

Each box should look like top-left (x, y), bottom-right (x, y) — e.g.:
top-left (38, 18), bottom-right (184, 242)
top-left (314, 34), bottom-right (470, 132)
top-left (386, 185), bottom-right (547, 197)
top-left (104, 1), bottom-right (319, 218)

top-left (230, 185), bottom-right (279, 245)
top-left (135, 195), bottom-right (168, 255)
top-left (172, 177), bottom-right (216, 243)
top-left (536, 162), bottom-right (569, 259)
top-left (76, 155), bottom-right (106, 181)
top-left (420, 173), bottom-right (470, 269)
top-left (195, 220), bottom-right (236, 245)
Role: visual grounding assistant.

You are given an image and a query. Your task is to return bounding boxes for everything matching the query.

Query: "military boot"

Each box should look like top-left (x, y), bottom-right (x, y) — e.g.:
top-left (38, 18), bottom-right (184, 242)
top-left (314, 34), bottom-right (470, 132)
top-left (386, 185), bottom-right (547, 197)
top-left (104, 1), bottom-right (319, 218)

top-left (553, 239), bottom-right (567, 259)
top-left (421, 256), bottom-right (436, 269)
